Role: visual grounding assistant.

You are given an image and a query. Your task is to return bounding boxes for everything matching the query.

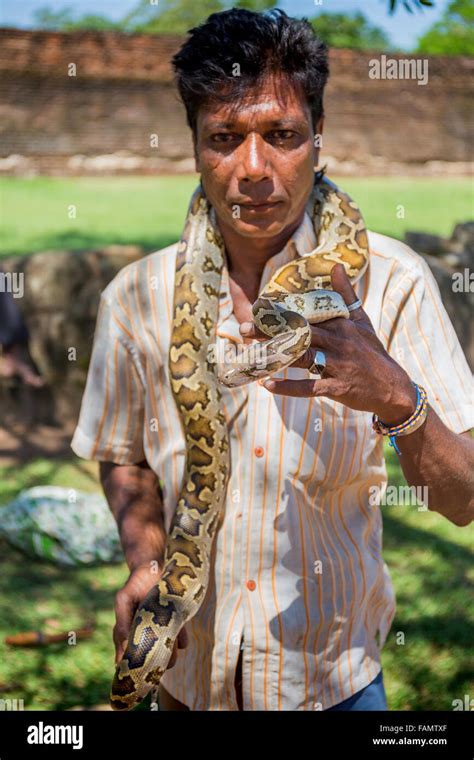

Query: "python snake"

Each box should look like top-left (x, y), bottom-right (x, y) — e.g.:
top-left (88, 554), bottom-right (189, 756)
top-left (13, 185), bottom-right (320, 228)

top-left (110, 172), bottom-right (369, 710)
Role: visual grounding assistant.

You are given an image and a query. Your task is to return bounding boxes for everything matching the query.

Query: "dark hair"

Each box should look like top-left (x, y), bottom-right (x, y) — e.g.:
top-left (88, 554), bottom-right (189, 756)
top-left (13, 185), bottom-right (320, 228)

top-left (171, 8), bottom-right (329, 137)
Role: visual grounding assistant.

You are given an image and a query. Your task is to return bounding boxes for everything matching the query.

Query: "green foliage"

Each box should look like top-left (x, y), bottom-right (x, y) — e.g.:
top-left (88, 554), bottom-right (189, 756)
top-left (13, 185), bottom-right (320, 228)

top-left (124, 0), bottom-right (276, 35)
top-left (310, 12), bottom-right (390, 51)
top-left (121, 0), bottom-right (224, 35)
top-left (33, 5), bottom-right (73, 29)
top-left (33, 5), bottom-right (122, 31)
top-left (417, 0), bottom-right (474, 55)
top-left (235, 0), bottom-right (276, 8)
top-left (34, 0), bottom-right (277, 35)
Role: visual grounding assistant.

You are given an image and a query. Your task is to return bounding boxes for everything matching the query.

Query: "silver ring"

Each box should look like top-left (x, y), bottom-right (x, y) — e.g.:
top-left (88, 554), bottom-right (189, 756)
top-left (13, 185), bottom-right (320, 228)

top-left (308, 350), bottom-right (326, 377)
top-left (347, 298), bottom-right (362, 313)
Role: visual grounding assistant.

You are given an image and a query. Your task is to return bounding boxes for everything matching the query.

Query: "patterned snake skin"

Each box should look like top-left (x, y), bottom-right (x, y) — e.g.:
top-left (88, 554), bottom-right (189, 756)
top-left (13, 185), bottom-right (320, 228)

top-left (109, 172), bottom-right (369, 710)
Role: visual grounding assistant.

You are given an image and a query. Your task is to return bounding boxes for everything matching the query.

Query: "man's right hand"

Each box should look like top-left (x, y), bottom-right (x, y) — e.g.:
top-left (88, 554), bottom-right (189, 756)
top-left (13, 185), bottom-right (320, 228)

top-left (113, 563), bottom-right (188, 668)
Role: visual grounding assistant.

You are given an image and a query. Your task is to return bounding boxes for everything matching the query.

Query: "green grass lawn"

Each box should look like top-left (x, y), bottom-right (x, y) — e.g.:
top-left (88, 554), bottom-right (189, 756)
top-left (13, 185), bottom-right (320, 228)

top-left (1, 176), bottom-right (473, 257)
top-left (0, 446), bottom-right (472, 711)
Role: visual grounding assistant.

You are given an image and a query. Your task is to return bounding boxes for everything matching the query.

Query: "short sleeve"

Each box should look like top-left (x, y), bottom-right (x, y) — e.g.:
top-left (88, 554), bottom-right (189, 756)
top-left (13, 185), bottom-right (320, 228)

top-left (70, 290), bottom-right (146, 465)
top-left (383, 256), bottom-right (474, 434)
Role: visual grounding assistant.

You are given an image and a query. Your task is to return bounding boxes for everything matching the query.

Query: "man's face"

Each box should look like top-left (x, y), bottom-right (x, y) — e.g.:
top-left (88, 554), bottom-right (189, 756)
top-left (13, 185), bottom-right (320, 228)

top-left (194, 76), bottom-right (322, 239)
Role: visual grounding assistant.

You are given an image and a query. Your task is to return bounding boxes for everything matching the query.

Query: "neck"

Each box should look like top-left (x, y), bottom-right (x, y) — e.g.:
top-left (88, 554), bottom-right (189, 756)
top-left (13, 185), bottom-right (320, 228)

top-left (215, 210), bottom-right (305, 281)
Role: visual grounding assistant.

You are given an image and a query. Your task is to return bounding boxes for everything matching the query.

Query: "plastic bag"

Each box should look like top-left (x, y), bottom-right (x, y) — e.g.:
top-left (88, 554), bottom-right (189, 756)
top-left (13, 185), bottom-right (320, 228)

top-left (0, 486), bottom-right (124, 566)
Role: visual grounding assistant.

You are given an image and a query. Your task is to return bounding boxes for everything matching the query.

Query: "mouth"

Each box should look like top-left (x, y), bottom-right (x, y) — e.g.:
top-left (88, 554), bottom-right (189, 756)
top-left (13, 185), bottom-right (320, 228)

top-left (238, 201), bottom-right (282, 213)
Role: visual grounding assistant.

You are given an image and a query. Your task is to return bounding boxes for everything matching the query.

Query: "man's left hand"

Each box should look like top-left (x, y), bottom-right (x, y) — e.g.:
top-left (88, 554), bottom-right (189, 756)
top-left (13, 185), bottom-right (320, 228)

top-left (240, 263), bottom-right (417, 426)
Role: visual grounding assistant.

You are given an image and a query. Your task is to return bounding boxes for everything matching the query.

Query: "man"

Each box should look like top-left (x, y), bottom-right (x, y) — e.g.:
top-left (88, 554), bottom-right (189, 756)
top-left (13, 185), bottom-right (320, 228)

top-left (71, 9), bottom-right (473, 711)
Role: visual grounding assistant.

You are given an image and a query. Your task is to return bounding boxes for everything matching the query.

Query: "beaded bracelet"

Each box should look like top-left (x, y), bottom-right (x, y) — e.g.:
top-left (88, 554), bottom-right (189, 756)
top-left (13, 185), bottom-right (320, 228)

top-left (372, 382), bottom-right (428, 455)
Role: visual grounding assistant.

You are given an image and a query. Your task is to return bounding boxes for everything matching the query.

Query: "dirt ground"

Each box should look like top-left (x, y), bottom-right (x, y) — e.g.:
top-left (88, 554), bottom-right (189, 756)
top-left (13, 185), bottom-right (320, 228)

top-left (0, 421), bottom-right (76, 465)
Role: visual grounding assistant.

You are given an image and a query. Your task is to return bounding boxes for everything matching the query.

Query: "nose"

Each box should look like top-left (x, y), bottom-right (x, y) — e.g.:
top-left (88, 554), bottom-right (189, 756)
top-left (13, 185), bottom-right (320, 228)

top-left (236, 132), bottom-right (271, 183)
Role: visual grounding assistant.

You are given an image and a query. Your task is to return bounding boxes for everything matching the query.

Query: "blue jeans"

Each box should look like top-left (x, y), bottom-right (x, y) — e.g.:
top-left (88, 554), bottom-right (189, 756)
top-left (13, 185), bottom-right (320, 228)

top-left (327, 670), bottom-right (388, 711)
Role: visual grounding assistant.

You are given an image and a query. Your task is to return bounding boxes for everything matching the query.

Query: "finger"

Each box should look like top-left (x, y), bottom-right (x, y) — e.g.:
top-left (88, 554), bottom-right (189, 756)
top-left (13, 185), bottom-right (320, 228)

top-left (330, 264), bottom-right (370, 326)
top-left (167, 641), bottom-right (178, 669)
top-left (177, 628), bottom-right (188, 648)
top-left (288, 346), bottom-right (336, 373)
top-left (261, 377), bottom-right (340, 398)
top-left (167, 629), bottom-right (188, 673)
top-left (239, 322), bottom-right (266, 340)
top-left (114, 629), bottom-right (128, 664)
top-left (308, 323), bottom-right (345, 346)
top-left (113, 621), bottom-right (129, 664)
top-left (113, 592), bottom-right (136, 663)
top-left (117, 638), bottom-right (129, 663)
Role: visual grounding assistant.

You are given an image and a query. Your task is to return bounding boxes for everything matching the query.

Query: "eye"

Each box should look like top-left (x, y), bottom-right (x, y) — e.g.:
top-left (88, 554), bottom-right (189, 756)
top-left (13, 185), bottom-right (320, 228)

top-left (211, 133), bottom-right (238, 144)
top-left (269, 130), bottom-right (296, 141)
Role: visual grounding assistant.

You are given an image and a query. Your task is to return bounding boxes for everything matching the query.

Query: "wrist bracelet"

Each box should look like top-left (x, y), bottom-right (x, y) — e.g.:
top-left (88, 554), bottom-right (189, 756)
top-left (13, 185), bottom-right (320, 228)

top-left (372, 382), bottom-right (428, 455)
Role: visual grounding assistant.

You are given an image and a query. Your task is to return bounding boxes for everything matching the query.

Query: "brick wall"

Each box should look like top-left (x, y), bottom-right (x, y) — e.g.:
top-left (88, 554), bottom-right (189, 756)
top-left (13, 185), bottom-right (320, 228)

top-left (0, 28), bottom-right (472, 174)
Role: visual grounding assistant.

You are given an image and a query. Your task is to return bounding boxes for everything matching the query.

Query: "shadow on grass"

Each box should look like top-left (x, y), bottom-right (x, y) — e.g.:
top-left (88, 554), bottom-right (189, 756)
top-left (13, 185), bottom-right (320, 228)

top-left (1, 507), bottom-right (472, 710)
top-left (382, 511), bottom-right (473, 709)
top-left (0, 538), bottom-right (126, 709)
top-left (384, 510), bottom-right (473, 564)
top-left (0, 441), bottom-right (471, 709)
top-left (385, 653), bottom-right (473, 711)
top-left (0, 540), bottom-right (112, 621)
top-left (18, 653), bottom-right (113, 711)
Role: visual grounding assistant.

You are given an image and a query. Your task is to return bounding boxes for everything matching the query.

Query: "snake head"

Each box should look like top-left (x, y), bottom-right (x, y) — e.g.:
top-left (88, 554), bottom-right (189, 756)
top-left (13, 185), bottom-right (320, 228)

top-left (110, 663), bottom-right (141, 711)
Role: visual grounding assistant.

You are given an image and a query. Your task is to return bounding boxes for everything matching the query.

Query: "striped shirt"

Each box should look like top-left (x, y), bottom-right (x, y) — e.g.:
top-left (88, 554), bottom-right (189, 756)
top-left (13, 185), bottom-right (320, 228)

top-left (71, 211), bottom-right (474, 711)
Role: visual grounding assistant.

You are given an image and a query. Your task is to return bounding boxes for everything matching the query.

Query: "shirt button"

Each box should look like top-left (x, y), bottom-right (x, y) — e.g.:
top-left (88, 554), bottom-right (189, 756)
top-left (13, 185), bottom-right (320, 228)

top-left (246, 580), bottom-right (256, 591)
top-left (254, 446), bottom-right (264, 458)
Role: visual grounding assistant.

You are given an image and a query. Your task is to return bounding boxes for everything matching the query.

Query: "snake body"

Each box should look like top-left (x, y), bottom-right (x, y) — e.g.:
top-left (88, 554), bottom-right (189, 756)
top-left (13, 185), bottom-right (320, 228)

top-left (110, 173), bottom-right (369, 710)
